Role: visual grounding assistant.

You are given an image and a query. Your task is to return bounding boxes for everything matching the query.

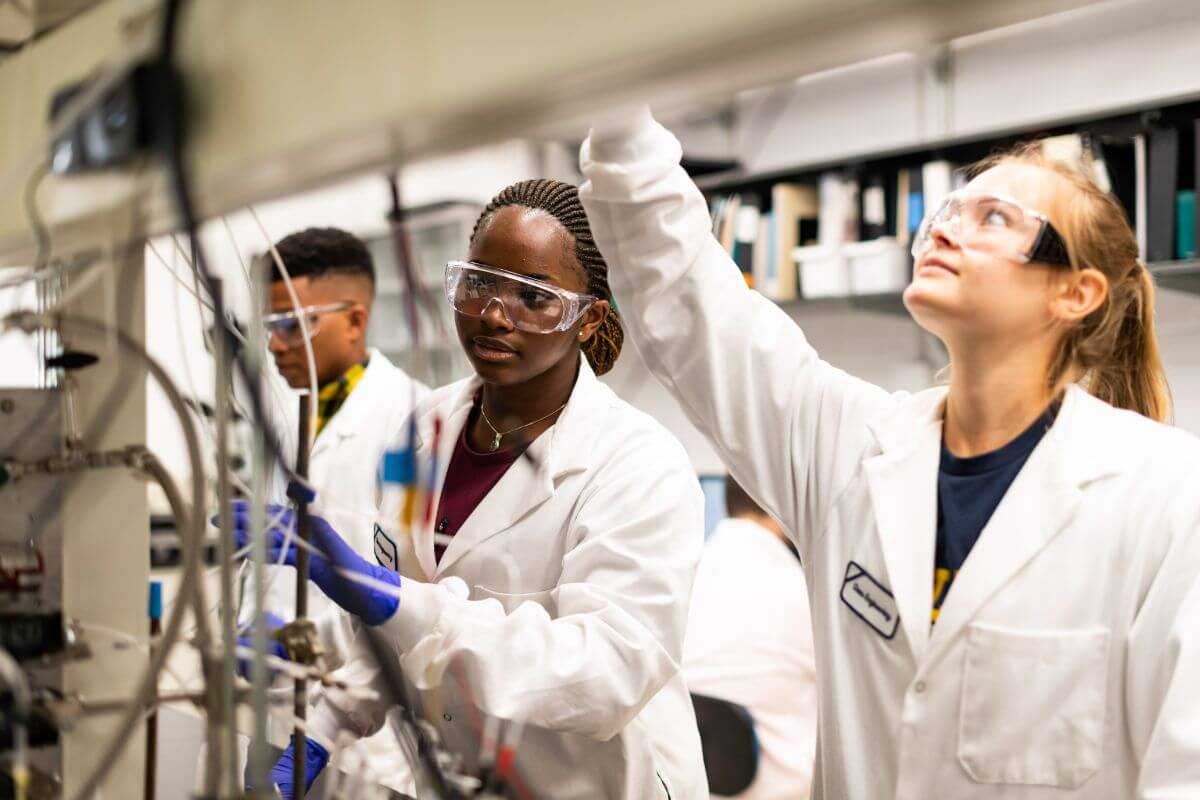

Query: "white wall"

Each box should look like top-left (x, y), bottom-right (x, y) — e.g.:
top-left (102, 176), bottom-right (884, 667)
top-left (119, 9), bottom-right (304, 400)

top-left (729, 0), bottom-right (1200, 175)
top-left (0, 280), bottom-right (40, 387)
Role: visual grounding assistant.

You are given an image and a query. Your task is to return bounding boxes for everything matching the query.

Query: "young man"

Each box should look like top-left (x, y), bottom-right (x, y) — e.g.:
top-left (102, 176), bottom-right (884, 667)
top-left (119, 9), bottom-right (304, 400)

top-left (683, 477), bottom-right (817, 800)
top-left (249, 226), bottom-right (428, 795)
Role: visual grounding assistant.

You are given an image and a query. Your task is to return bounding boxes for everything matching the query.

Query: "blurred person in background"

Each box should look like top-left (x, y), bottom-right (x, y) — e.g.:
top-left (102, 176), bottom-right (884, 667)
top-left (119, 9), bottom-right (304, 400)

top-left (684, 476), bottom-right (816, 800)
top-left (246, 226), bottom-right (428, 796)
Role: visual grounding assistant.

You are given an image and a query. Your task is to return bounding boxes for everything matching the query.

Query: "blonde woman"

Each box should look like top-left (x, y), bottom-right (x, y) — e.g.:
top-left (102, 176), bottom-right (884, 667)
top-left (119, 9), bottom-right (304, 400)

top-left (579, 107), bottom-right (1200, 798)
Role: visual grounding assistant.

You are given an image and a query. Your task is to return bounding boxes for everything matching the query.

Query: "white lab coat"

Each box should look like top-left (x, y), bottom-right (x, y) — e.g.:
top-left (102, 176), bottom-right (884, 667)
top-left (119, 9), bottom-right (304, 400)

top-left (310, 359), bottom-right (708, 800)
top-left (246, 348), bottom-right (428, 786)
top-left (683, 518), bottom-right (816, 800)
top-left (578, 108), bottom-right (1200, 799)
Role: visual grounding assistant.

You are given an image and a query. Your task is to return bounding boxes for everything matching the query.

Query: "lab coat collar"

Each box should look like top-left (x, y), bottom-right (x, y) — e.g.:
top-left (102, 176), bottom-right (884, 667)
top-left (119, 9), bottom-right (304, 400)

top-left (311, 349), bottom-right (400, 459)
top-left (862, 387), bottom-right (944, 663)
top-left (864, 384), bottom-right (1123, 667)
top-left (411, 358), bottom-right (606, 578)
top-left (923, 385), bottom-right (1122, 667)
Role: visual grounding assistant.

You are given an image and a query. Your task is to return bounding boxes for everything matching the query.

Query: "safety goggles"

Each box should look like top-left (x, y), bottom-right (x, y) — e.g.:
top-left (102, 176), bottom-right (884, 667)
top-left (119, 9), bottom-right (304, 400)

top-left (262, 302), bottom-right (352, 348)
top-left (444, 261), bottom-right (597, 334)
top-left (912, 190), bottom-right (1072, 268)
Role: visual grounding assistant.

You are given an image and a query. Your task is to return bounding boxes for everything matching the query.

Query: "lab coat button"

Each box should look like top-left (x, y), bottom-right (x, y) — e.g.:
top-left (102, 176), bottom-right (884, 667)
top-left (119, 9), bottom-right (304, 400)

top-left (914, 680), bottom-right (927, 694)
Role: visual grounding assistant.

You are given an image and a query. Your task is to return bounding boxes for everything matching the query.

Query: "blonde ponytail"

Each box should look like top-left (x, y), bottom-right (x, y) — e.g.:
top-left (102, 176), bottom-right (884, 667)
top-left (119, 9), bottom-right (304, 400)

top-left (1065, 262), bottom-right (1171, 421)
top-left (979, 144), bottom-right (1172, 422)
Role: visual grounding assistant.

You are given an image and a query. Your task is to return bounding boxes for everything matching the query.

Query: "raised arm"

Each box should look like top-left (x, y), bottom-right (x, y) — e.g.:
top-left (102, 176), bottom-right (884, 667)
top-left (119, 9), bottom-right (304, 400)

top-left (579, 106), bottom-right (895, 550)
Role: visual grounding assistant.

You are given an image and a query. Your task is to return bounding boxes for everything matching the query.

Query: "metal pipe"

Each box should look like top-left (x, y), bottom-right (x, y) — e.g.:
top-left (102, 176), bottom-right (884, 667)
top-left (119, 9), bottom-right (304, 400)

top-left (213, 278), bottom-right (241, 797)
top-left (292, 393), bottom-right (313, 798)
top-left (246, 264), bottom-right (272, 790)
top-left (144, 582), bottom-right (162, 800)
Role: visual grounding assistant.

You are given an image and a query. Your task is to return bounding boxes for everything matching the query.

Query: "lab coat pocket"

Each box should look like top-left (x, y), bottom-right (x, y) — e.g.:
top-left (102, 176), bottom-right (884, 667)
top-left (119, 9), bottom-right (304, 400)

top-left (958, 622), bottom-right (1109, 789)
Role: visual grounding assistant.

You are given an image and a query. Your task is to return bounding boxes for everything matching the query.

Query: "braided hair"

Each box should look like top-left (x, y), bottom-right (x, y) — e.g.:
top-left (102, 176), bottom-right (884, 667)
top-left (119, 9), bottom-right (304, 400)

top-left (470, 179), bottom-right (624, 375)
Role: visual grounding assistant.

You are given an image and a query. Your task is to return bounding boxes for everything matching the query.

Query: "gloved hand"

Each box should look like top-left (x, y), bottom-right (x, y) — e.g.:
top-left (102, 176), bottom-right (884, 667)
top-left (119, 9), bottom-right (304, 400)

top-left (249, 737), bottom-right (329, 799)
top-left (235, 612), bottom-right (287, 679)
top-left (221, 499), bottom-right (401, 625)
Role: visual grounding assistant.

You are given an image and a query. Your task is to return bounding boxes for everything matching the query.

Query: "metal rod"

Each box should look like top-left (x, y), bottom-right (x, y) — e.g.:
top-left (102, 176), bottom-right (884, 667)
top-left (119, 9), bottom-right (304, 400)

top-left (200, 288), bottom-right (222, 798)
top-left (213, 278), bottom-right (241, 797)
top-left (144, 583), bottom-right (162, 800)
top-left (292, 392), bottom-right (313, 798)
top-left (247, 260), bottom-right (272, 790)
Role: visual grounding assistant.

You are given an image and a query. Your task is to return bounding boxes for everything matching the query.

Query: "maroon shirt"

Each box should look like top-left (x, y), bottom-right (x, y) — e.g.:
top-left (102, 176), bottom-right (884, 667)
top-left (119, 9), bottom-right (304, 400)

top-left (433, 403), bottom-right (522, 564)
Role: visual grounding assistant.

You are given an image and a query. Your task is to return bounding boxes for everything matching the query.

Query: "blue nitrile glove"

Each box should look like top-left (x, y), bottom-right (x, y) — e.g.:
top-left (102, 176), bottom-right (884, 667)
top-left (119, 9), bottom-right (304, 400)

top-left (235, 612), bottom-right (287, 679)
top-left (221, 499), bottom-right (401, 625)
top-left (249, 737), bottom-right (329, 799)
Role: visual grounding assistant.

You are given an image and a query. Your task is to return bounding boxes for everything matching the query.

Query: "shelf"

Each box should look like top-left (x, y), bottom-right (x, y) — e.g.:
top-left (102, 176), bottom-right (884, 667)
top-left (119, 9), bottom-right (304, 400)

top-left (776, 292), bottom-right (908, 318)
top-left (766, 259), bottom-right (1200, 320)
top-left (1149, 259), bottom-right (1200, 295)
top-left (696, 97), bottom-right (1200, 196)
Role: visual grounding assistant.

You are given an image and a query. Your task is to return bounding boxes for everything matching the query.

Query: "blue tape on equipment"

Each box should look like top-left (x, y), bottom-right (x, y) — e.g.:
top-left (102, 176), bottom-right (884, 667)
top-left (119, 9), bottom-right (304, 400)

top-left (148, 581), bottom-right (163, 621)
top-left (381, 448), bottom-right (416, 486)
top-left (286, 479), bottom-right (317, 504)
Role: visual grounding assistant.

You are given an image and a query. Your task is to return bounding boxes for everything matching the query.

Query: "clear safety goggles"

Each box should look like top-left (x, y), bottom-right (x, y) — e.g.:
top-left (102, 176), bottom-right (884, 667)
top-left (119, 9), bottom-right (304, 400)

top-left (262, 302), bottom-right (351, 348)
top-left (912, 190), bottom-right (1072, 268)
top-left (444, 261), bottom-right (597, 334)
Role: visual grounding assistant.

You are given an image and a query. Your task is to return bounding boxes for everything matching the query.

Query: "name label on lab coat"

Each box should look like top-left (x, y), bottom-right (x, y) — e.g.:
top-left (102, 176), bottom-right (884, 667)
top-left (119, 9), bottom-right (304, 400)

top-left (840, 561), bottom-right (900, 640)
top-left (374, 524), bottom-right (398, 572)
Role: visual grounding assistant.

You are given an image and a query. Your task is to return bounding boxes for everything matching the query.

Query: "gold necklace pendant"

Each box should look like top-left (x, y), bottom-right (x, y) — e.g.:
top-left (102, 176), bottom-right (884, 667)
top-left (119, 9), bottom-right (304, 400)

top-left (480, 399), bottom-right (568, 455)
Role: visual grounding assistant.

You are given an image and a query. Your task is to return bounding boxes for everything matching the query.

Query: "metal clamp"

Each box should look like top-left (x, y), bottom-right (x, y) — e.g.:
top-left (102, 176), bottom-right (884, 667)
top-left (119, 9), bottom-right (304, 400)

top-left (272, 619), bottom-right (324, 666)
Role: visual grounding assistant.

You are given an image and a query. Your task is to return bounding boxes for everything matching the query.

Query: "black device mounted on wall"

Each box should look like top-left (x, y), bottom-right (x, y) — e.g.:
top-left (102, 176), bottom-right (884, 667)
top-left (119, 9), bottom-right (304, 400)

top-left (48, 59), bottom-right (183, 175)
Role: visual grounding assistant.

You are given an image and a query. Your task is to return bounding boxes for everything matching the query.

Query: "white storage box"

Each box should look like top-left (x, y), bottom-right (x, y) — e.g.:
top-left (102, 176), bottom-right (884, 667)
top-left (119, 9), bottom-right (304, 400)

top-left (792, 244), bottom-right (850, 298)
top-left (843, 238), bottom-right (911, 295)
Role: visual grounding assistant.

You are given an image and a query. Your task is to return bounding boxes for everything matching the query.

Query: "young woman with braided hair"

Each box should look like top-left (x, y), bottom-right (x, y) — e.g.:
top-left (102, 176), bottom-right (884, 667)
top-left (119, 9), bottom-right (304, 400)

top-left (236, 178), bottom-right (708, 798)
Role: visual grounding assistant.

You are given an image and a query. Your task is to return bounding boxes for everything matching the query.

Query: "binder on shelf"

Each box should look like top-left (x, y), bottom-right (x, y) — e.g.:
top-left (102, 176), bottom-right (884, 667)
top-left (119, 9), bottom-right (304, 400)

top-left (1146, 128), bottom-right (1179, 264)
top-left (922, 160), bottom-right (954, 220)
top-left (710, 191), bottom-right (739, 251)
top-left (770, 182), bottom-right (818, 301)
top-left (861, 174), bottom-right (888, 241)
top-left (895, 169), bottom-right (911, 244)
top-left (731, 196), bottom-right (761, 288)
top-left (1194, 118), bottom-right (1200, 259)
top-left (845, 175), bottom-right (861, 243)
top-left (709, 196), bottom-right (728, 237)
top-left (1178, 191), bottom-right (1196, 260)
top-left (719, 195), bottom-right (741, 254)
top-left (1134, 134), bottom-right (1148, 261)
top-left (1089, 136), bottom-right (1114, 194)
top-left (818, 172), bottom-right (859, 248)
top-left (905, 167), bottom-right (924, 239)
top-left (754, 211), bottom-right (774, 294)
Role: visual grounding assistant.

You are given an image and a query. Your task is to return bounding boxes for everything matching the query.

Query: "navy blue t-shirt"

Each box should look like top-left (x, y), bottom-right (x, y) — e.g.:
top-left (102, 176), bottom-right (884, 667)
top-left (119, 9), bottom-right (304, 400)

top-left (931, 407), bottom-right (1058, 624)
